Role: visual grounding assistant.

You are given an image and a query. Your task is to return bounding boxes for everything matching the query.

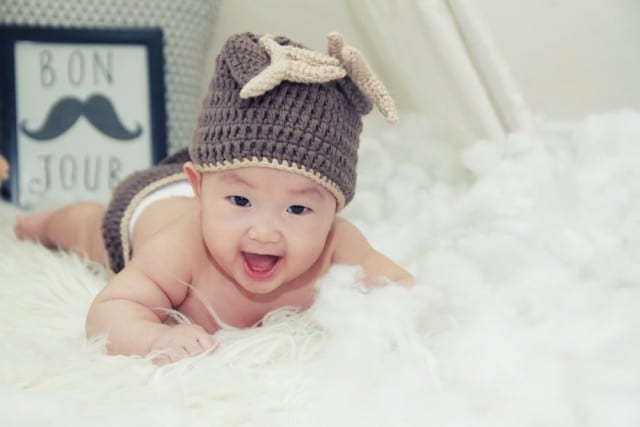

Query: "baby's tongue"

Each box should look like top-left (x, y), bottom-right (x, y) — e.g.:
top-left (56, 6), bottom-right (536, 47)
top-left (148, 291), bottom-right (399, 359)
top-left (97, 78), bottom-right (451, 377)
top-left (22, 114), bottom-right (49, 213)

top-left (244, 253), bottom-right (279, 272)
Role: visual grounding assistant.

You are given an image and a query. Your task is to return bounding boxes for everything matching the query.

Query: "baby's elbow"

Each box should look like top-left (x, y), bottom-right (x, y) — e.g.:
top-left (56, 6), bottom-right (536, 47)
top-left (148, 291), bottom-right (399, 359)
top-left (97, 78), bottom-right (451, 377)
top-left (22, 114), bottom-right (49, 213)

top-left (85, 299), bottom-right (105, 340)
top-left (385, 265), bottom-right (415, 288)
top-left (363, 271), bottom-right (414, 289)
top-left (396, 274), bottom-right (415, 287)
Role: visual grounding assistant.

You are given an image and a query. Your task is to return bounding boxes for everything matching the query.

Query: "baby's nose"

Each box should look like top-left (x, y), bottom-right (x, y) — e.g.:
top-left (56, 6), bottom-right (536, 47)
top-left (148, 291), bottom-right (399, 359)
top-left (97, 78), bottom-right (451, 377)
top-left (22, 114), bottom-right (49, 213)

top-left (247, 222), bottom-right (281, 244)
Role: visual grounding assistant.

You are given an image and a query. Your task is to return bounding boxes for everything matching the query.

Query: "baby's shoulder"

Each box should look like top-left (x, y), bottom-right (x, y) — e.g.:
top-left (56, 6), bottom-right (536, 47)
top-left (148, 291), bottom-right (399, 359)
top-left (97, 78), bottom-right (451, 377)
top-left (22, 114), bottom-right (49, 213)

top-left (331, 216), bottom-right (366, 240)
top-left (132, 209), bottom-right (203, 267)
top-left (127, 213), bottom-right (205, 293)
top-left (328, 217), bottom-right (373, 264)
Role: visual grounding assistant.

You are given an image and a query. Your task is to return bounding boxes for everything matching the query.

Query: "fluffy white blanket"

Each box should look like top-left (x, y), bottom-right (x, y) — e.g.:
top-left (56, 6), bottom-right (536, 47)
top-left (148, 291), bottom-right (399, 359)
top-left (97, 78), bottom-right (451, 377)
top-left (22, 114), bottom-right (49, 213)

top-left (1, 111), bottom-right (639, 426)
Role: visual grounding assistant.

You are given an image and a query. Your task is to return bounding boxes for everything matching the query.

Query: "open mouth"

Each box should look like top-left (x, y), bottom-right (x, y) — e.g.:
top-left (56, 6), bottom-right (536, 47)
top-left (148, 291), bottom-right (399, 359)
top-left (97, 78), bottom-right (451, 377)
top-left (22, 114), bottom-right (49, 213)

top-left (242, 252), bottom-right (282, 280)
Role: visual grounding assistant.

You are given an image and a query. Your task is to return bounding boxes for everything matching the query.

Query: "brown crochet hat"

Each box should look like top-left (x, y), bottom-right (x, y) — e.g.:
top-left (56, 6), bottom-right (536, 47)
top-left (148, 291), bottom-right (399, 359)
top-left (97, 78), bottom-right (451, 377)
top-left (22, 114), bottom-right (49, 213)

top-left (189, 32), bottom-right (397, 208)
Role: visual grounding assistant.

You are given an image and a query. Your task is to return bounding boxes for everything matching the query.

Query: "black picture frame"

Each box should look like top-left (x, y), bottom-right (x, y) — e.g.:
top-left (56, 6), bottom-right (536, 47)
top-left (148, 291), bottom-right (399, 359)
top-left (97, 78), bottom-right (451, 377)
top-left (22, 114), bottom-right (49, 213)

top-left (0, 25), bottom-right (167, 206)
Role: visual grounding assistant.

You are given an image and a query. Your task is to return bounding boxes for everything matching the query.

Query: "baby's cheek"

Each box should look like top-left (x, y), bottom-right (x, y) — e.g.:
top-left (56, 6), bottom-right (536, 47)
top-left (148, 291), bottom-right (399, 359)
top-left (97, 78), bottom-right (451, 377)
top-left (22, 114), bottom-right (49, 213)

top-left (292, 232), bottom-right (328, 264)
top-left (202, 223), bottom-right (236, 257)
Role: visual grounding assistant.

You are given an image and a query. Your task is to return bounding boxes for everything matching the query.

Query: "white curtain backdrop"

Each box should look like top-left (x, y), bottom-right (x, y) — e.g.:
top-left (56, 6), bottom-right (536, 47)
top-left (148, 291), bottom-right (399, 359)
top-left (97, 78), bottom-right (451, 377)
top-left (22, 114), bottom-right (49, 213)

top-left (344, 0), bottom-right (532, 143)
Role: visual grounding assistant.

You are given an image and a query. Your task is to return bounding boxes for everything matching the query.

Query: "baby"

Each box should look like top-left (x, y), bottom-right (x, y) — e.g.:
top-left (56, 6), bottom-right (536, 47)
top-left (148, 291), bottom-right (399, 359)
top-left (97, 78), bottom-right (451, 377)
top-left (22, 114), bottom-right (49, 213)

top-left (14, 32), bottom-right (413, 363)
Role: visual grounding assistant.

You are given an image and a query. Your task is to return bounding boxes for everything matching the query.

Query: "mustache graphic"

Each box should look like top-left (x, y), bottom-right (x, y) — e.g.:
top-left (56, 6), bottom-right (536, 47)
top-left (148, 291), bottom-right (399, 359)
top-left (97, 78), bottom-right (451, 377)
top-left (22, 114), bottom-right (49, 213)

top-left (20, 94), bottom-right (142, 141)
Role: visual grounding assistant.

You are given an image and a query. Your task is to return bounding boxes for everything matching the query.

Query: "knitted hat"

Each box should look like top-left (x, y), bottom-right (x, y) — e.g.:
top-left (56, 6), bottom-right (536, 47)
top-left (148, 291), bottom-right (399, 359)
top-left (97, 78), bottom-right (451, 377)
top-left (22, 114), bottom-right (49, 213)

top-left (189, 32), bottom-right (397, 208)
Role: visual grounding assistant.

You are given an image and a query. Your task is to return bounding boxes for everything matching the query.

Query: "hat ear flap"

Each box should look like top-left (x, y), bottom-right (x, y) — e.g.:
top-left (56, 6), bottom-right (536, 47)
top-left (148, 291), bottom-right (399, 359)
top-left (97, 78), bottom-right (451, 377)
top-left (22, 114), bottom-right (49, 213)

top-left (337, 78), bottom-right (373, 116)
top-left (223, 33), bottom-right (271, 86)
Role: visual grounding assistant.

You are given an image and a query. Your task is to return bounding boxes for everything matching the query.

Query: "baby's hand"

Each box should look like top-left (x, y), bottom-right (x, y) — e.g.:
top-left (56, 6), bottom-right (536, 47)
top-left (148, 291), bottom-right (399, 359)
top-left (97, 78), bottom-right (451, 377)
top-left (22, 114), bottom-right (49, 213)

top-left (149, 324), bottom-right (215, 364)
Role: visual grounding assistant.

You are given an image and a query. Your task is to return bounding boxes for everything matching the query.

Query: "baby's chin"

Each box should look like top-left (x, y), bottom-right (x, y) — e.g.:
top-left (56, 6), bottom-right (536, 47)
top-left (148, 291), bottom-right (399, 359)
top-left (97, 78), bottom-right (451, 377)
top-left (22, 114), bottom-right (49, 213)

top-left (237, 278), bottom-right (287, 296)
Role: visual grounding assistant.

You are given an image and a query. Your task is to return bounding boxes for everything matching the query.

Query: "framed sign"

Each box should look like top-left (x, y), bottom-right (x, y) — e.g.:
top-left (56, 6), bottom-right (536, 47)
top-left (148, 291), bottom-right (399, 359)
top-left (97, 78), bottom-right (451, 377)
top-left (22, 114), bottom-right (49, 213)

top-left (0, 26), bottom-right (167, 207)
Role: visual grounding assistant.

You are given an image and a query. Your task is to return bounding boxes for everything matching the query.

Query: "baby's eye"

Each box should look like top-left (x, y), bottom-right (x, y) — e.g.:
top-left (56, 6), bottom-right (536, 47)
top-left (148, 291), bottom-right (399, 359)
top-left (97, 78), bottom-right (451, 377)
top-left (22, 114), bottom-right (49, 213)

top-left (228, 195), bottom-right (251, 207)
top-left (287, 205), bottom-right (309, 215)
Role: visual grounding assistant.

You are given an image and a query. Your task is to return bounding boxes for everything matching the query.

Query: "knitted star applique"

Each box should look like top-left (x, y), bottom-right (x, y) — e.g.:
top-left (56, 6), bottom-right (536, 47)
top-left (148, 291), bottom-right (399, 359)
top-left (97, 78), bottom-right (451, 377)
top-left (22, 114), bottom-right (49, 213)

top-left (327, 32), bottom-right (398, 123)
top-left (240, 33), bottom-right (398, 124)
top-left (240, 35), bottom-right (346, 99)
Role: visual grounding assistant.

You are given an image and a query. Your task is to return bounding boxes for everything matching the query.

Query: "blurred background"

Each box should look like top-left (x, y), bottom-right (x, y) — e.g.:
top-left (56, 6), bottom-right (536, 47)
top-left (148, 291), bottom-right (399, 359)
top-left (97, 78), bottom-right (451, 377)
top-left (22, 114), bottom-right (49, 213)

top-left (208, 0), bottom-right (640, 142)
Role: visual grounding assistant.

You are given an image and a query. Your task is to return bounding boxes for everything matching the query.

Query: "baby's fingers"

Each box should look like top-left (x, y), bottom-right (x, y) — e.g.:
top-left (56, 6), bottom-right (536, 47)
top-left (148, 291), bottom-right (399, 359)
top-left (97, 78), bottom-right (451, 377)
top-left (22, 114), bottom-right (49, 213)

top-left (154, 342), bottom-right (201, 365)
top-left (153, 347), bottom-right (188, 365)
top-left (179, 326), bottom-right (214, 354)
top-left (149, 324), bottom-right (215, 365)
top-left (194, 332), bottom-right (215, 352)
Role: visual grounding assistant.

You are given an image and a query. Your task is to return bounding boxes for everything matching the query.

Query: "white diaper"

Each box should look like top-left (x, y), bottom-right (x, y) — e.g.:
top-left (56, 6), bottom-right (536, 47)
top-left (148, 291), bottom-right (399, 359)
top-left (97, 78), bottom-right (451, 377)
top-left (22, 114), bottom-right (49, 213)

top-left (128, 180), bottom-right (194, 238)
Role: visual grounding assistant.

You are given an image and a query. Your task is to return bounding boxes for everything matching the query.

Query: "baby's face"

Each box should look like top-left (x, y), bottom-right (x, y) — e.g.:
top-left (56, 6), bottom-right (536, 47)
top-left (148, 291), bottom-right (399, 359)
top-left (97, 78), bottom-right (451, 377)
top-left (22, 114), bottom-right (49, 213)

top-left (197, 167), bottom-right (337, 295)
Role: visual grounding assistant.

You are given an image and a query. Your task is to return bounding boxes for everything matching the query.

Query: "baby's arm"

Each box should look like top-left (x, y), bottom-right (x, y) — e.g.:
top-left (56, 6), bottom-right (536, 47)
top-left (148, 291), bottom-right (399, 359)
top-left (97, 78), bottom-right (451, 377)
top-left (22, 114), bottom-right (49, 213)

top-left (86, 229), bottom-right (213, 362)
top-left (331, 218), bottom-right (414, 286)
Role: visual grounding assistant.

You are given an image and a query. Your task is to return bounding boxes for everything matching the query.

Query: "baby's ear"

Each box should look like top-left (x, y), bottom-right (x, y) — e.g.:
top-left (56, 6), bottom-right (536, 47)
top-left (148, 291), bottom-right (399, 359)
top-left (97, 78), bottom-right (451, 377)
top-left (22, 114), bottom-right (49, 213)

top-left (183, 162), bottom-right (202, 198)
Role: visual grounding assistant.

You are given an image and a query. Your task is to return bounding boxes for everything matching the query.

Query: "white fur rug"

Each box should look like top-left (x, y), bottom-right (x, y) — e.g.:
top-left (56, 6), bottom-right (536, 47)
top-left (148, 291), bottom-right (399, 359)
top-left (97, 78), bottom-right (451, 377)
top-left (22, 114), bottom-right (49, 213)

top-left (1, 111), bottom-right (639, 426)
